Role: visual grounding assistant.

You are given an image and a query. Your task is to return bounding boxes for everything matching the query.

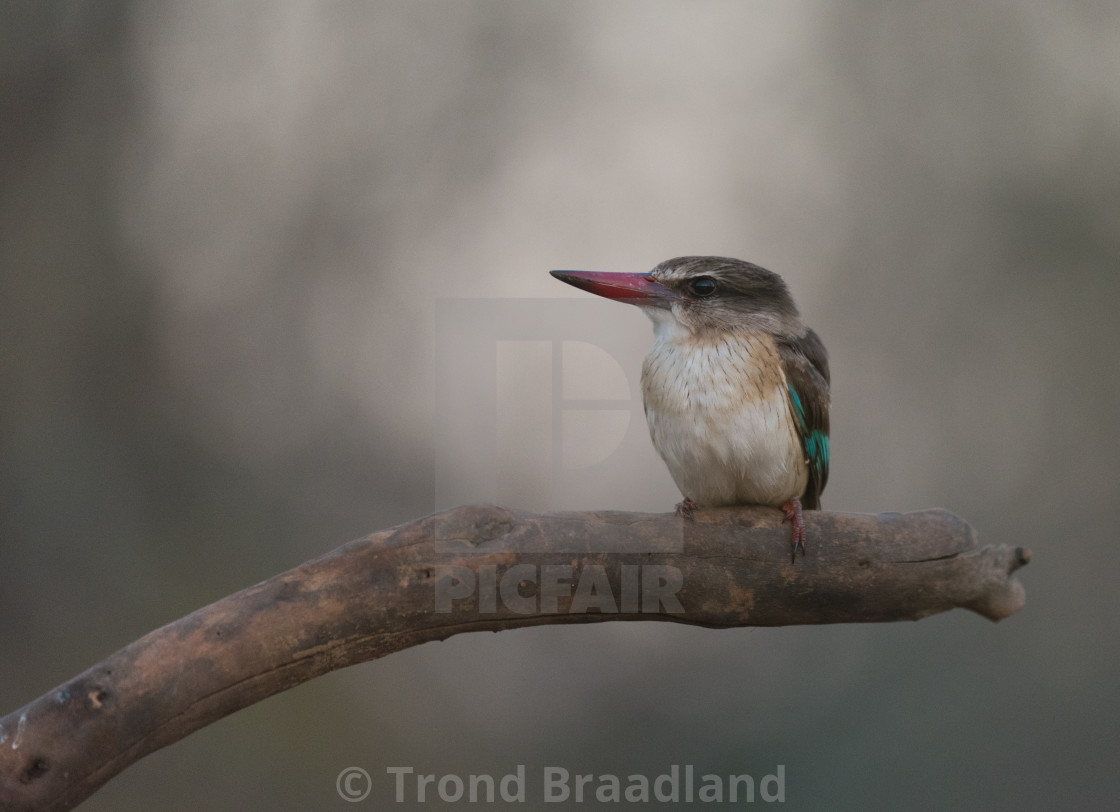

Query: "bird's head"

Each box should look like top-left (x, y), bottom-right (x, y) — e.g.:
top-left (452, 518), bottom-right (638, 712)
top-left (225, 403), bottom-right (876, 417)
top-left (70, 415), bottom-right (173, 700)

top-left (551, 256), bottom-right (802, 341)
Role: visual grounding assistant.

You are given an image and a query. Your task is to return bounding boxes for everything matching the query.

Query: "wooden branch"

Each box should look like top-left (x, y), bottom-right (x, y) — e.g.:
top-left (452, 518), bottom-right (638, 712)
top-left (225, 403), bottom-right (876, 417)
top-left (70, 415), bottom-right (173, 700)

top-left (0, 505), bottom-right (1028, 811)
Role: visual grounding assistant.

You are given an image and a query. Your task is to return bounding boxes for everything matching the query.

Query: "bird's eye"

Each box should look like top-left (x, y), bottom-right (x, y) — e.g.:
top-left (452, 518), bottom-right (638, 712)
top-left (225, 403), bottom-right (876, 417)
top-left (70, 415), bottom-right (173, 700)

top-left (688, 277), bottom-right (717, 297)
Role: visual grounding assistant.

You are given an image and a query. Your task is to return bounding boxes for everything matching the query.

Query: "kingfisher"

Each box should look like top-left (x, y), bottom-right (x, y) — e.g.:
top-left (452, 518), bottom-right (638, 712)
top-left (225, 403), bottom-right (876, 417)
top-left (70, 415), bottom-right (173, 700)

top-left (551, 256), bottom-right (830, 562)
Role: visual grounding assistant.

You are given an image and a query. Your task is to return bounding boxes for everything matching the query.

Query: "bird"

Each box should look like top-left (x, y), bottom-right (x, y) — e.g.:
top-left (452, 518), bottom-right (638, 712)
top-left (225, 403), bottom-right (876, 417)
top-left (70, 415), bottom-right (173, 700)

top-left (550, 256), bottom-right (830, 562)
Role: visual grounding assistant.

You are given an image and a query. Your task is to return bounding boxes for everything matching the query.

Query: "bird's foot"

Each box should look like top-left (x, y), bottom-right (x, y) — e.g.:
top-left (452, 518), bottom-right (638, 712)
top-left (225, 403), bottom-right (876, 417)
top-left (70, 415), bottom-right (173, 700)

top-left (675, 497), bottom-right (700, 519)
top-left (781, 498), bottom-right (806, 562)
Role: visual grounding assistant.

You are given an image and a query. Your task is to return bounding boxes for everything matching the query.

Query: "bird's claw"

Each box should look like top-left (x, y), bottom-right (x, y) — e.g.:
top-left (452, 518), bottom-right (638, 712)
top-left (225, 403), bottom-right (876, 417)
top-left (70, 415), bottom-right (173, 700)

top-left (675, 497), bottom-right (700, 519)
top-left (781, 498), bottom-right (806, 563)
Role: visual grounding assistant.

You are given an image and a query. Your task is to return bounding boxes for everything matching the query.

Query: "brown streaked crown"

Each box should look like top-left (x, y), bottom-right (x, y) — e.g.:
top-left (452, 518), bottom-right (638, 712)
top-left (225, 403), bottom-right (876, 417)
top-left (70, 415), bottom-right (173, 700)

top-left (648, 256), bottom-right (804, 337)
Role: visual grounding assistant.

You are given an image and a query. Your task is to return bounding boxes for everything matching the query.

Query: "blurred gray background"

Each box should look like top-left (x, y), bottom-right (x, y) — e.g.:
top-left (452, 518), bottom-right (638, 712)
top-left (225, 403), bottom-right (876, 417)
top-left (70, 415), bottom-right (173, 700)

top-left (3, 2), bottom-right (1118, 809)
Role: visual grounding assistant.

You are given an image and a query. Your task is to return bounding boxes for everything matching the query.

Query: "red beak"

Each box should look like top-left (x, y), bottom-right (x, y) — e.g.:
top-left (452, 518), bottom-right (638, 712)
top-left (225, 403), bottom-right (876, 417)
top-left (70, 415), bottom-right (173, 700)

top-left (550, 270), bottom-right (681, 308)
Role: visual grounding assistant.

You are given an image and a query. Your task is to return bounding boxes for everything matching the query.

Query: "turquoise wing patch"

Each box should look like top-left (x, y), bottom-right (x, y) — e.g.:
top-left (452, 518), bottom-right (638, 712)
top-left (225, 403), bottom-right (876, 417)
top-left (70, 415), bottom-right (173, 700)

top-left (787, 382), bottom-right (829, 477)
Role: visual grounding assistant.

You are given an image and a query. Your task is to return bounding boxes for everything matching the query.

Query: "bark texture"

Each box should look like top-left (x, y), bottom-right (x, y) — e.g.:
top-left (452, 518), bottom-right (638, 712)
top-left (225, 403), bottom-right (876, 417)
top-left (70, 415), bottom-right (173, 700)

top-left (0, 505), bottom-right (1029, 811)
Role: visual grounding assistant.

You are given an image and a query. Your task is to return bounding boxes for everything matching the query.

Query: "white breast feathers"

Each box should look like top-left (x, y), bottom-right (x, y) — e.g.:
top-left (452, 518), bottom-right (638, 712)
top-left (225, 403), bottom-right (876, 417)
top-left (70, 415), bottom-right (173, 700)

top-left (640, 330), bottom-right (808, 508)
